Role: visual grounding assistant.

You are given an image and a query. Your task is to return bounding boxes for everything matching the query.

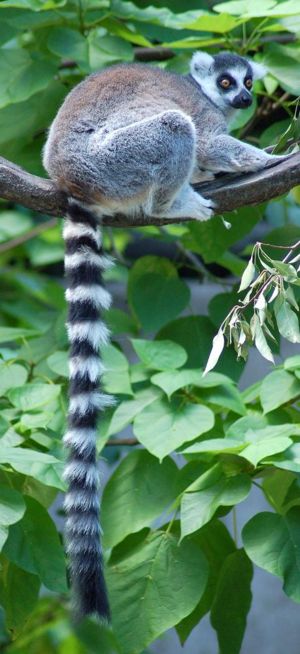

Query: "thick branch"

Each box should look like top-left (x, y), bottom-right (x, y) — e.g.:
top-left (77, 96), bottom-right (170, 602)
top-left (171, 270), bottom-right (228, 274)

top-left (0, 153), bottom-right (300, 227)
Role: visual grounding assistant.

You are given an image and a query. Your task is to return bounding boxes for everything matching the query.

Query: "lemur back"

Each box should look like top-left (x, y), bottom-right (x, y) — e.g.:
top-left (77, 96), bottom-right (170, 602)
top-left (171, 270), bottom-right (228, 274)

top-left (43, 51), bottom-right (284, 621)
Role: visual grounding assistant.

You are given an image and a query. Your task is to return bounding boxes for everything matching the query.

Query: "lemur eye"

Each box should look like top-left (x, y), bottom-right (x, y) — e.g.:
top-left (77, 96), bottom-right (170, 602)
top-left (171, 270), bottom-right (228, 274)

top-left (245, 78), bottom-right (253, 89)
top-left (219, 78), bottom-right (231, 89)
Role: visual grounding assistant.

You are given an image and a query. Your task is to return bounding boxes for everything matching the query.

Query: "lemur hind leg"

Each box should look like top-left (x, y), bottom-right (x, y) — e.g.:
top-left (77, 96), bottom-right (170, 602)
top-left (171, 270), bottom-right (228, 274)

top-left (87, 110), bottom-right (214, 221)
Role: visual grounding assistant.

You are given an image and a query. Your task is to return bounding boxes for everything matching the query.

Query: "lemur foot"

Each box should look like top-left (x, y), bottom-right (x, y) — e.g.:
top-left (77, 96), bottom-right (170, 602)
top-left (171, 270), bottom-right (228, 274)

top-left (160, 186), bottom-right (215, 221)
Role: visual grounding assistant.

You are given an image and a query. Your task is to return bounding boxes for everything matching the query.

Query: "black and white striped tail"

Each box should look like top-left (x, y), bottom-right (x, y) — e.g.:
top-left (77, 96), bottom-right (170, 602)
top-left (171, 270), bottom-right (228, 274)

top-left (63, 199), bottom-right (113, 620)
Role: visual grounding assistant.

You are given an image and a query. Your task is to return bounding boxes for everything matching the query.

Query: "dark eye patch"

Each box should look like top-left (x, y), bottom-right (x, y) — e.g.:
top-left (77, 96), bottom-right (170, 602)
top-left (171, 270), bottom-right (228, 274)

top-left (244, 77), bottom-right (253, 89)
top-left (217, 73), bottom-right (236, 90)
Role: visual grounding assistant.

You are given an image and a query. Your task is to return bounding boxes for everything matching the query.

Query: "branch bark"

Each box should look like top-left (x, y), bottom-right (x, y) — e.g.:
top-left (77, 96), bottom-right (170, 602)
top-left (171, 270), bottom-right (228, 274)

top-left (0, 153), bottom-right (300, 227)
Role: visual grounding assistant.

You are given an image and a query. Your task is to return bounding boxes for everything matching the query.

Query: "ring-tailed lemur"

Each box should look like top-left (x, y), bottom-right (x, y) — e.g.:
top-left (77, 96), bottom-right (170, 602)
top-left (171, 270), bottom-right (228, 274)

top-left (43, 50), bottom-right (284, 621)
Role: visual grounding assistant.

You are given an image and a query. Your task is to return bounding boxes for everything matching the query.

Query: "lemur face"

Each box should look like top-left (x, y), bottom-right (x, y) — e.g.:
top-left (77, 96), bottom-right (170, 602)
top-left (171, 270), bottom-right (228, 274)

top-left (190, 51), bottom-right (266, 114)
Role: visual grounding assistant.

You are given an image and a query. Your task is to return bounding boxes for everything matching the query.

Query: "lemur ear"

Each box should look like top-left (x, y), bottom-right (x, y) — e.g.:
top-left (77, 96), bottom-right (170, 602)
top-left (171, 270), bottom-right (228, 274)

top-left (250, 60), bottom-right (267, 80)
top-left (190, 51), bottom-right (214, 77)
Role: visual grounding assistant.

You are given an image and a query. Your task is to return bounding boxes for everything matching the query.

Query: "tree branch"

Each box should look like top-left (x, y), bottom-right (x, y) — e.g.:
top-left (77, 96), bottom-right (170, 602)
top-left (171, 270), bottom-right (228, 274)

top-left (0, 153), bottom-right (300, 226)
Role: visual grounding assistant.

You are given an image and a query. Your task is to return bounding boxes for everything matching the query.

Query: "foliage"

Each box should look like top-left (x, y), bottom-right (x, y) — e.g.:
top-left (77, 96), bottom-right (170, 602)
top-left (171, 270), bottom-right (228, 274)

top-left (0, 0), bottom-right (300, 653)
top-left (205, 239), bottom-right (300, 372)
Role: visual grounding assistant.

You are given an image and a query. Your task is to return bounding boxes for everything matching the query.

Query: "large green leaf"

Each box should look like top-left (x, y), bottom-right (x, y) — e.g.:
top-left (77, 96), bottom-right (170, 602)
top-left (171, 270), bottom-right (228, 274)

top-left (0, 563), bottom-right (40, 638)
top-left (102, 450), bottom-right (178, 548)
top-left (199, 385), bottom-right (246, 416)
top-left (0, 327), bottom-right (38, 342)
top-left (210, 550), bottom-right (253, 654)
top-left (177, 521), bottom-right (235, 643)
top-left (184, 207), bottom-right (262, 263)
top-left (151, 368), bottom-right (234, 397)
top-left (263, 44), bottom-right (300, 95)
top-left (214, 0), bottom-right (300, 17)
top-left (8, 383), bottom-right (61, 411)
top-left (239, 426), bottom-right (293, 467)
top-left (47, 27), bottom-right (89, 71)
top-left (47, 350), bottom-right (68, 377)
top-left (0, 210), bottom-right (33, 243)
top-left (0, 363), bottom-right (28, 396)
top-left (260, 370), bottom-right (300, 413)
top-left (102, 344), bottom-right (132, 396)
top-left (134, 397), bottom-right (214, 459)
top-left (243, 508), bottom-right (300, 602)
top-left (107, 387), bottom-right (162, 437)
top-left (0, 49), bottom-right (56, 109)
top-left (3, 496), bottom-right (67, 593)
top-left (226, 419), bottom-right (298, 466)
top-left (263, 443), bottom-right (300, 474)
top-left (158, 317), bottom-right (243, 381)
top-left (181, 464), bottom-right (251, 538)
top-left (0, 488), bottom-right (25, 550)
top-left (107, 530), bottom-right (208, 654)
top-left (131, 338), bottom-right (187, 370)
top-left (128, 256), bottom-right (190, 332)
top-left (0, 447), bottom-right (64, 490)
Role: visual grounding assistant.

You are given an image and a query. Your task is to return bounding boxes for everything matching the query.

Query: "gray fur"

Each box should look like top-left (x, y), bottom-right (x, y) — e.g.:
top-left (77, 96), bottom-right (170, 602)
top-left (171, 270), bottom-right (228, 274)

top-left (44, 53), bottom-right (284, 220)
top-left (43, 50), bottom-right (285, 620)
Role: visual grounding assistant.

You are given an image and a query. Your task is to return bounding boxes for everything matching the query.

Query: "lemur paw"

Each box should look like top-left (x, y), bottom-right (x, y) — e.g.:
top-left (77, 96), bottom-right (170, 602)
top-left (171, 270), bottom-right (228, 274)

top-left (184, 193), bottom-right (215, 221)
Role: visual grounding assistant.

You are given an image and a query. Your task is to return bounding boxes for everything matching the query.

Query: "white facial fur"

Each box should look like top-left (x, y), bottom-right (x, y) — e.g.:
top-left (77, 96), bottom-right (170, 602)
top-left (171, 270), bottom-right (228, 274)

top-left (190, 51), bottom-right (266, 117)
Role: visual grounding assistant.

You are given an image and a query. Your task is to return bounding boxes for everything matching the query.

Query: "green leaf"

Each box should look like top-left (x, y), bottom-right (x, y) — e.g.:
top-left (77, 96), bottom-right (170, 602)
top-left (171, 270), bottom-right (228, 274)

top-left (200, 385), bottom-right (246, 416)
top-left (106, 308), bottom-right (138, 335)
top-left (181, 465), bottom-right (251, 538)
top-left (274, 297), bottom-right (300, 343)
top-left (107, 530), bottom-right (208, 654)
top-left (251, 314), bottom-right (275, 364)
top-left (107, 387), bottom-right (161, 437)
top-left (134, 397), bottom-right (214, 459)
top-left (240, 427), bottom-right (293, 467)
top-left (0, 563), bottom-right (40, 637)
top-left (3, 496), bottom-right (67, 593)
top-left (182, 438), bottom-right (246, 455)
top-left (185, 207), bottom-right (262, 263)
top-left (263, 44), bottom-right (300, 95)
top-left (8, 383), bottom-right (61, 411)
top-left (0, 447), bottom-right (64, 490)
top-left (0, 363), bottom-right (28, 396)
top-left (128, 256), bottom-right (190, 332)
top-left (75, 618), bottom-right (121, 654)
top-left (102, 450), bottom-right (178, 548)
top-left (47, 350), bottom-right (68, 377)
top-left (0, 327), bottom-right (39, 342)
top-left (158, 317), bottom-right (243, 382)
top-left (102, 344), bottom-right (132, 395)
top-left (0, 49), bottom-right (56, 109)
top-left (260, 370), bottom-right (300, 413)
top-left (211, 550), bottom-right (253, 654)
top-left (88, 30), bottom-right (133, 70)
top-left (0, 210), bottom-right (33, 243)
top-left (238, 258), bottom-right (256, 292)
top-left (0, 487), bottom-right (25, 528)
top-left (265, 443), bottom-right (300, 474)
top-left (203, 329), bottom-right (225, 375)
top-left (151, 368), bottom-right (233, 397)
top-left (176, 521), bottom-right (235, 644)
top-left (47, 27), bottom-right (89, 71)
top-left (243, 508), bottom-right (300, 602)
top-left (283, 354), bottom-right (300, 371)
top-left (214, 0), bottom-right (299, 17)
top-left (131, 339), bottom-right (187, 370)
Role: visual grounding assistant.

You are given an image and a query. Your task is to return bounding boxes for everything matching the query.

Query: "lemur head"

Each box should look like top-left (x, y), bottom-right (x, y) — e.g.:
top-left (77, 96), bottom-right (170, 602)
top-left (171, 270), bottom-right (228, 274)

top-left (190, 51), bottom-right (266, 115)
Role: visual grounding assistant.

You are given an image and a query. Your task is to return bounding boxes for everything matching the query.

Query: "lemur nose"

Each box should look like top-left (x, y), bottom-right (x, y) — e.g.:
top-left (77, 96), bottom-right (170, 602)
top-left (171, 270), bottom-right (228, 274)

top-left (241, 92), bottom-right (252, 106)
